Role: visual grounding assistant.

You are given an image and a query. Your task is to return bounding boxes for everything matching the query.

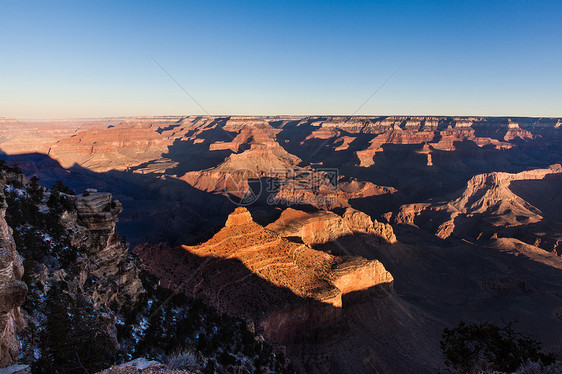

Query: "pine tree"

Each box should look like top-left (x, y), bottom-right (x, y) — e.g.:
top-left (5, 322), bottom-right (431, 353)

top-left (29, 176), bottom-right (43, 202)
top-left (33, 285), bottom-right (117, 373)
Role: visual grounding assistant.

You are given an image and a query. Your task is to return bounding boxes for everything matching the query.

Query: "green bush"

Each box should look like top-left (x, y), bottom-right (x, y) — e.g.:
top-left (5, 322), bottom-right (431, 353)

top-left (52, 180), bottom-right (75, 195)
top-left (28, 176), bottom-right (43, 202)
top-left (440, 320), bottom-right (555, 374)
top-left (33, 284), bottom-right (117, 373)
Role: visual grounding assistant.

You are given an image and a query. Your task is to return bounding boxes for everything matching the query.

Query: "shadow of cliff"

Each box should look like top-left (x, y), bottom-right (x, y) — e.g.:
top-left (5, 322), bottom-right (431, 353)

top-left (0, 151), bottom-right (240, 247)
top-left (0, 151), bottom-right (343, 248)
top-left (160, 136), bottom-right (233, 177)
top-left (510, 174), bottom-right (562, 222)
top-left (133, 242), bottom-right (441, 374)
top-left (134, 244), bottom-right (346, 341)
top-left (135, 117), bottom-right (237, 177)
top-left (312, 227), bottom-right (562, 362)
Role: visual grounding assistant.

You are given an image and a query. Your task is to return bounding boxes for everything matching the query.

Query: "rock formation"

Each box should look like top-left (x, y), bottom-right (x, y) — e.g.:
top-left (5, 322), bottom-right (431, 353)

top-left (0, 169), bottom-right (145, 369)
top-left (272, 176), bottom-right (395, 209)
top-left (342, 207), bottom-right (397, 243)
top-left (70, 190), bottom-right (144, 308)
top-left (393, 164), bottom-right (562, 253)
top-left (48, 125), bottom-right (171, 172)
top-left (135, 207), bottom-right (393, 345)
top-left (180, 124), bottom-right (396, 208)
top-left (266, 207), bottom-right (396, 245)
top-left (356, 129), bottom-right (435, 167)
top-left (0, 181), bottom-right (27, 367)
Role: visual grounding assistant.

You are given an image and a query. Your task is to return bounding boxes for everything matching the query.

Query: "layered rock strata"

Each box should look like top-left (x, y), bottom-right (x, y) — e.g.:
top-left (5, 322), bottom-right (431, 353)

top-left (393, 164), bottom-right (562, 248)
top-left (70, 190), bottom-right (143, 307)
top-left (135, 207), bottom-right (393, 344)
top-left (266, 207), bottom-right (396, 245)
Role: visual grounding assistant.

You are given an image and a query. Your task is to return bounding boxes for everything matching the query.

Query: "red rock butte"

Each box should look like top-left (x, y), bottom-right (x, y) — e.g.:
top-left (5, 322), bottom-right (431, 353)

top-left (181, 207), bottom-right (393, 308)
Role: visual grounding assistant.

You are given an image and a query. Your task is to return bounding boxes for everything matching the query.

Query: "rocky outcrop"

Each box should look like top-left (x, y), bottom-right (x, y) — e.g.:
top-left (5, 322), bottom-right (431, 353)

top-left (208, 125), bottom-right (280, 152)
top-left (182, 130), bottom-right (302, 186)
top-left (393, 165), bottom-right (562, 249)
top-left (69, 190), bottom-right (143, 308)
top-left (342, 207), bottom-right (397, 243)
top-left (0, 170), bottom-right (146, 369)
top-left (0, 180), bottom-right (27, 367)
top-left (266, 207), bottom-right (396, 245)
top-left (266, 208), bottom-right (353, 245)
top-left (334, 135), bottom-right (356, 151)
top-left (135, 207), bottom-right (393, 344)
top-left (272, 177), bottom-right (395, 209)
top-left (449, 165), bottom-right (561, 215)
top-left (182, 207), bottom-right (393, 308)
top-left (181, 127), bottom-right (303, 202)
top-left (182, 128), bottom-right (396, 208)
top-left (356, 129), bottom-right (435, 167)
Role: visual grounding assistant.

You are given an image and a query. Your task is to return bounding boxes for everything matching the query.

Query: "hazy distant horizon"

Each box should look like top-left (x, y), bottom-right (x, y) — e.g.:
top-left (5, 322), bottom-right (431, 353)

top-left (4, 114), bottom-right (562, 122)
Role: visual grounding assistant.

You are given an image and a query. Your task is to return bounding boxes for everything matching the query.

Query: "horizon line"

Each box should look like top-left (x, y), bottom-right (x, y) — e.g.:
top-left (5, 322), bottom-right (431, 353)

top-left (3, 114), bottom-right (562, 122)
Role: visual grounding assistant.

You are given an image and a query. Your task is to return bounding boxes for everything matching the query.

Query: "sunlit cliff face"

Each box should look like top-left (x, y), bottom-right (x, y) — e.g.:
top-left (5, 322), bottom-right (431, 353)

top-left (181, 207), bottom-right (393, 309)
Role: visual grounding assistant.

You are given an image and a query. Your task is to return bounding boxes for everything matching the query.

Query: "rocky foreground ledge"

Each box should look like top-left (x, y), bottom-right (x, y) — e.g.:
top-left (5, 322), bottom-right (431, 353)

top-left (0, 170), bottom-right (143, 369)
top-left (0, 177), bottom-right (27, 367)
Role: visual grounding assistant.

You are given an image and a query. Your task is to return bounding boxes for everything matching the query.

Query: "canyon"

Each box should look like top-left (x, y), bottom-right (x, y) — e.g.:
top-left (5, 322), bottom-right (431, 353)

top-left (0, 115), bottom-right (561, 373)
top-left (134, 206), bottom-right (395, 346)
top-left (0, 167), bottom-right (292, 373)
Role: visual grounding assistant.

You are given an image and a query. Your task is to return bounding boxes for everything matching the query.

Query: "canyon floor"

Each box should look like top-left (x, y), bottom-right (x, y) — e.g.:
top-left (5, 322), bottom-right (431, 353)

top-left (1, 115), bottom-right (561, 373)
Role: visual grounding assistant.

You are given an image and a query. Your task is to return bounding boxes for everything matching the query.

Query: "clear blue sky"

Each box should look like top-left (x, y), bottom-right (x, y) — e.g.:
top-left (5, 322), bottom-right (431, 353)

top-left (1, 0), bottom-right (561, 118)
